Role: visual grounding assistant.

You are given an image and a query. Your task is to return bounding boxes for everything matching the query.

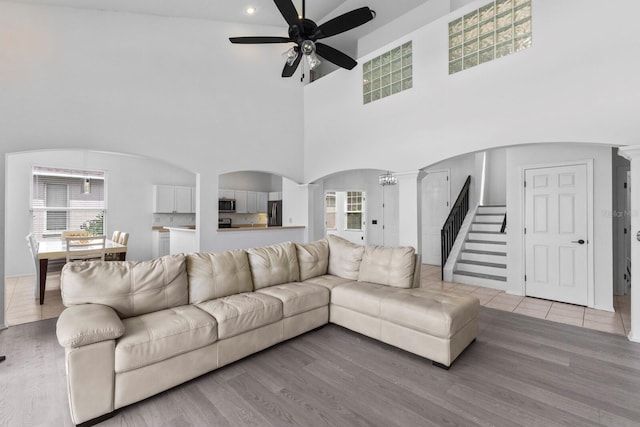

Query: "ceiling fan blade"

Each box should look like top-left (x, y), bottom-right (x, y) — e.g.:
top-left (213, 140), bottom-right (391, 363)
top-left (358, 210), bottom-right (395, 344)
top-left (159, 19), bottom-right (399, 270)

top-left (229, 36), bottom-right (292, 44)
top-left (315, 43), bottom-right (357, 70)
top-left (282, 53), bottom-right (302, 77)
top-left (315, 7), bottom-right (375, 39)
top-left (274, 0), bottom-right (300, 27)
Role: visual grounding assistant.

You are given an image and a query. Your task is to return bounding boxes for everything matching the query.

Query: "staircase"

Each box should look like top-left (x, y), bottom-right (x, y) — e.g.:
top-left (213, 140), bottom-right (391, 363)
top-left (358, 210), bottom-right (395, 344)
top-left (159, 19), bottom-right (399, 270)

top-left (452, 205), bottom-right (507, 289)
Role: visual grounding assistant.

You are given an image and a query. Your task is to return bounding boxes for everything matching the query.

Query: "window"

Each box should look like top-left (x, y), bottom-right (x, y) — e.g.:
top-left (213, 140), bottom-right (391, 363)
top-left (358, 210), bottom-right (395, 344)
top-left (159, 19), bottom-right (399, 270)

top-left (448, 0), bottom-right (532, 74)
top-left (31, 166), bottom-right (106, 239)
top-left (325, 192), bottom-right (336, 230)
top-left (363, 41), bottom-right (412, 104)
top-left (345, 191), bottom-right (363, 230)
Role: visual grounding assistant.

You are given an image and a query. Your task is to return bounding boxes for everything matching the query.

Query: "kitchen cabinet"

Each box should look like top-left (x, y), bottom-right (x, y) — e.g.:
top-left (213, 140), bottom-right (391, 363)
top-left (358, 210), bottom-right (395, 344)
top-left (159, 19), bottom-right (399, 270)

top-left (219, 189), bottom-right (235, 199)
top-left (269, 191), bottom-right (283, 201)
top-left (153, 185), bottom-right (195, 213)
top-left (152, 231), bottom-right (170, 258)
top-left (247, 191), bottom-right (257, 213)
top-left (257, 192), bottom-right (268, 213)
top-left (235, 190), bottom-right (248, 213)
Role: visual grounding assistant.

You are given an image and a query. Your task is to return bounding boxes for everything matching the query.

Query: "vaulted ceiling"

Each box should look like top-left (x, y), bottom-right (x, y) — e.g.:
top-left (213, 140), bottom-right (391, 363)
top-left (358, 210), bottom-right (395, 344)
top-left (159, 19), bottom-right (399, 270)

top-left (11, 0), bottom-right (437, 58)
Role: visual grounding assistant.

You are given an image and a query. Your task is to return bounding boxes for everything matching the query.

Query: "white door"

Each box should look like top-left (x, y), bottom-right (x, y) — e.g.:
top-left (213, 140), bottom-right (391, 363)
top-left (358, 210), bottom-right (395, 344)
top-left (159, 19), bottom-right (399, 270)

top-left (525, 164), bottom-right (589, 305)
top-left (421, 171), bottom-right (450, 265)
top-left (383, 184), bottom-right (399, 247)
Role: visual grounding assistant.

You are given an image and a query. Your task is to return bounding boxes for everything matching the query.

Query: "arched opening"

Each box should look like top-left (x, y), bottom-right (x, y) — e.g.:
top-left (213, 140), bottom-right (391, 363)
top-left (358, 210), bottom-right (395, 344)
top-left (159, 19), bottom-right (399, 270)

top-left (4, 149), bottom-right (197, 326)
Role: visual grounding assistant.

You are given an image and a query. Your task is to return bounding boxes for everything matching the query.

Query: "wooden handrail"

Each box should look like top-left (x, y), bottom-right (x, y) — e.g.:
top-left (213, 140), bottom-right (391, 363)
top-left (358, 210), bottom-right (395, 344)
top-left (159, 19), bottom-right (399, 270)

top-left (441, 176), bottom-right (471, 279)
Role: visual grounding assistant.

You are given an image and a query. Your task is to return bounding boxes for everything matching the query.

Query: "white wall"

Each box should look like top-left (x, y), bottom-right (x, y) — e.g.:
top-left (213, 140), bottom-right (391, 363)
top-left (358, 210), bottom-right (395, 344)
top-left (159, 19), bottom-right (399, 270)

top-left (356, 0), bottom-right (450, 58)
top-left (219, 171), bottom-right (282, 192)
top-left (6, 150), bottom-right (196, 276)
top-left (505, 143), bottom-right (614, 311)
top-left (304, 0), bottom-right (640, 183)
top-left (485, 148), bottom-right (507, 206)
top-left (0, 2), bottom-right (305, 326)
top-left (424, 152), bottom-right (477, 207)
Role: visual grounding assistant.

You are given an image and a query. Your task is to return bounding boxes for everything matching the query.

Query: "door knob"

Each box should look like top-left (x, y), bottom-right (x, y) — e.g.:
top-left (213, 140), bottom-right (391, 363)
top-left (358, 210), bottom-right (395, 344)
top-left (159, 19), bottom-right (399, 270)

top-left (571, 239), bottom-right (585, 244)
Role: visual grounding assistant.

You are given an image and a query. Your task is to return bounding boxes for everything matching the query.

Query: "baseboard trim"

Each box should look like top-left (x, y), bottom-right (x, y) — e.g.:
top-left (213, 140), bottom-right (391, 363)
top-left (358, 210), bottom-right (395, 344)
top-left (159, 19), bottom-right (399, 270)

top-left (628, 331), bottom-right (640, 343)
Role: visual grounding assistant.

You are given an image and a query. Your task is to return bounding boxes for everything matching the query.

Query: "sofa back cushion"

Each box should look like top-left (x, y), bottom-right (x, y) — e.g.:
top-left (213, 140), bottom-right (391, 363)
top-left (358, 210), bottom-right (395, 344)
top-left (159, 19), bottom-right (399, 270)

top-left (327, 234), bottom-right (365, 280)
top-left (186, 250), bottom-right (254, 304)
top-left (296, 239), bottom-right (329, 281)
top-left (247, 241), bottom-right (300, 289)
top-left (358, 245), bottom-right (416, 288)
top-left (61, 254), bottom-right (188, 319)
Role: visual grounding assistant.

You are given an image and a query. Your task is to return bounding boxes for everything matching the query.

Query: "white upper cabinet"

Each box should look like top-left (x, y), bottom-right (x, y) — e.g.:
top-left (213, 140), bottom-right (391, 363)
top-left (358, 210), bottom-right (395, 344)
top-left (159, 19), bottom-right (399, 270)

top-left (153, 185), bottom-right (195, 213)
top-left (219, 189), bottom-right (235, 199)
top-left (174, 186), bottom-right (193, 213)
top-left (235, 190), bottom-right (248, 213)
top-left (269, 191), bottom-right (283, 201)
top-left (247, 191), bottom-right (257, 213)
top-left (257, 192), bottom-right (268, 213)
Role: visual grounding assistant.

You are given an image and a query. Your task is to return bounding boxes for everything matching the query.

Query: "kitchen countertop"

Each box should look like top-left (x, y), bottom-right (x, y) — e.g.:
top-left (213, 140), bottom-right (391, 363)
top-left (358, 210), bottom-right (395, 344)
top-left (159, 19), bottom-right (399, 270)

top-left (164, 226), bottom-right (196, 231)
top-left (217, 226), bottom-right (305, 232)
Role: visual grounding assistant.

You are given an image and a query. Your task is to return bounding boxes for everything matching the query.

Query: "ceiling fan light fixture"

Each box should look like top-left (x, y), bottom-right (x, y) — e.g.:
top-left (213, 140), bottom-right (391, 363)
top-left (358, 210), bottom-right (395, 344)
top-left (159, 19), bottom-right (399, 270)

top-left (283, 46), bottom-right (299, 66)
top-left (306, 52), bottom-right (321, 70)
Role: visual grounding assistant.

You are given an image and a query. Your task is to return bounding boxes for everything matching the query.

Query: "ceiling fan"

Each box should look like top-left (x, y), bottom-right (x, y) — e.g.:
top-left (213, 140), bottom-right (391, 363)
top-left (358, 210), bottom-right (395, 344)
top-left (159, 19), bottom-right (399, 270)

top-left (229, 0), bottom-right (376, 77)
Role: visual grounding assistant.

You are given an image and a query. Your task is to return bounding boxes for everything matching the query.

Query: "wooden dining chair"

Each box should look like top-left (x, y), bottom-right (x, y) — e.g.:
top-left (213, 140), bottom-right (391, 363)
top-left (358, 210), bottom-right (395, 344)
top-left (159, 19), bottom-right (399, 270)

top-left (65, 235), bottom-right (106, 262)
top-left (61, 230), bottom-right (89, 239)
top-left (118, 232), bottom-right (129, 246)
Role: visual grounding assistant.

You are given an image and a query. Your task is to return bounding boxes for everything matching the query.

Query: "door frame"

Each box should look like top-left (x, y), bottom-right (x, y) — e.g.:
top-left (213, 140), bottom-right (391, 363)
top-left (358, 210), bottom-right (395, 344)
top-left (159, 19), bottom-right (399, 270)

top-left (324, 189), bottom-right (368, 245)
top-left (520, 159), bottom-right (594, 307)
top-left (421, 168), bottom-right (451, 265)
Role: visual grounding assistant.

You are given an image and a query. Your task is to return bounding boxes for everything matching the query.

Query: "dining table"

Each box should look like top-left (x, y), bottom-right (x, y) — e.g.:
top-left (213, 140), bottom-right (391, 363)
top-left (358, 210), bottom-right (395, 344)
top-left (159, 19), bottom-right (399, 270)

top-left (36, 238), bottom-right (127, 305)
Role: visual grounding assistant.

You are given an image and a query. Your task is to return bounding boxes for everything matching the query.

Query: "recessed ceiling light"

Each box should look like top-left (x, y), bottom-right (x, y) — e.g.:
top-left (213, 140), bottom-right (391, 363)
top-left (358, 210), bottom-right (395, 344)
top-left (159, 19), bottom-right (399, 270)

top-left (245, 7), bottom-right (256, 15)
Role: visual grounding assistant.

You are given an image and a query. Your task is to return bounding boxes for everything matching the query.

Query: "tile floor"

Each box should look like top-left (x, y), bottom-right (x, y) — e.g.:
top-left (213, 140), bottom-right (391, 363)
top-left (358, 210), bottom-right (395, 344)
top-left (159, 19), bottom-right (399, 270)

top-left (4, 273), bottom-right (65, 326)
top-left (420, 264), bottom-right (631, 337)
top-left (3, 266), bottom-right (633, 338)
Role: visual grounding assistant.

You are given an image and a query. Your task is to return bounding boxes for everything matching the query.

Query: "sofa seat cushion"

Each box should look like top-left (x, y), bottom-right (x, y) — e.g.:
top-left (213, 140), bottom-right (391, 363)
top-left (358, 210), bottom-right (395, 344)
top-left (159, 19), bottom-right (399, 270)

top-left (358, 245), bottom-right (416, 288)
top-left (256, 283), bottom-right (330, 317)
top-left (115, 305), bottom-right (217, 373)
top-left (62, 254), bottom-right (189, 319)
top-left (331, 282), bottom-right (406, 317)
top-left (327, 235), bottom-right (365, 280)
top-left (196, 293), bottom-right (282, 339)
top-left (303, 274), bottom-right (354, 290)
top-left (379, 289), bottom-right (480, 339)
top-left (296, 239), bottom-right (329, 281)
top-left (187, 250), bottom-right (253, 304)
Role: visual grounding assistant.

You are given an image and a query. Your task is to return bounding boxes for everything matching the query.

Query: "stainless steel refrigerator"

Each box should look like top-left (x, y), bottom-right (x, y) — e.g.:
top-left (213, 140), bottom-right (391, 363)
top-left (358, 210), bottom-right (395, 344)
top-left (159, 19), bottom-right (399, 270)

top-left (268, 200), bottom-right (282, 226)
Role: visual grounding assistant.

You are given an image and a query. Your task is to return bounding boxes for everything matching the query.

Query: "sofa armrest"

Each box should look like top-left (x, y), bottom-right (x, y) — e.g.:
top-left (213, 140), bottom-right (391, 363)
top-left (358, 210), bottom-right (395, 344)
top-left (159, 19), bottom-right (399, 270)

top-left (56, 304), bottom-right (125, 348)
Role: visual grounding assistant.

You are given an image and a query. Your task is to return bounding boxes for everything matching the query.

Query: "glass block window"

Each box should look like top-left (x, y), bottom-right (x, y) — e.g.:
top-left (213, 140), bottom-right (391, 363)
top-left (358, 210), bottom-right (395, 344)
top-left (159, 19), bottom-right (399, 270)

top-left (449, 0), bottom-right (531, 74)
top-left (363, 41), bottom-right (412, 104)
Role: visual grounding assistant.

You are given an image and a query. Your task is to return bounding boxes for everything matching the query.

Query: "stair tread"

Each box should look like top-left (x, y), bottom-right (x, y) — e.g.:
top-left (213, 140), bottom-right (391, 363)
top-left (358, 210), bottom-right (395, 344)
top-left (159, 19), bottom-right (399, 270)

top-left (473, 221), bottom-right (503, 224)
top-left (469, 231), bottom-right (506, 234)
top-left (476, 213), bottom-right (505, 216)
top-left (453, 270), bottom-right (507, 281)
top-left (457, 260), bottom-right (506, 269)
top-left (462, 249), bottom-right (507, 256)
top-left (466, 240), bottom-right (507, 245)
top-left (479, 205), bottom-right (506, 207)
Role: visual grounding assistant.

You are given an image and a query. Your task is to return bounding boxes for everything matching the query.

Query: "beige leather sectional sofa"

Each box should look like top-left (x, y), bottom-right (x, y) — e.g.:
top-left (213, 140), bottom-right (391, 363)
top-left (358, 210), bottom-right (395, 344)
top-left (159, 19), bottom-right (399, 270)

top-left (56, 235), bottom-right (479, 426)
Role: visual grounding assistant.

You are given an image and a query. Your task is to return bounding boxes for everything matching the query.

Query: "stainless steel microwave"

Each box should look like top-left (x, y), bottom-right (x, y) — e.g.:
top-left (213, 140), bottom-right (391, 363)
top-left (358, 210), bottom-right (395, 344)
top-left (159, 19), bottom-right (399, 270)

top-left (218, 199), bottom-right (236, 212)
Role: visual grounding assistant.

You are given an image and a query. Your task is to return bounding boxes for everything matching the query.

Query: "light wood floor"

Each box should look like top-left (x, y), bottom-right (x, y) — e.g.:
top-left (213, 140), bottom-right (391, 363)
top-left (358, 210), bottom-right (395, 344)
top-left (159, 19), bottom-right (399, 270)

top-left (1, 308), bottom-right (640, 426)
top-left (4, 266), bottom-right (632, 337)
